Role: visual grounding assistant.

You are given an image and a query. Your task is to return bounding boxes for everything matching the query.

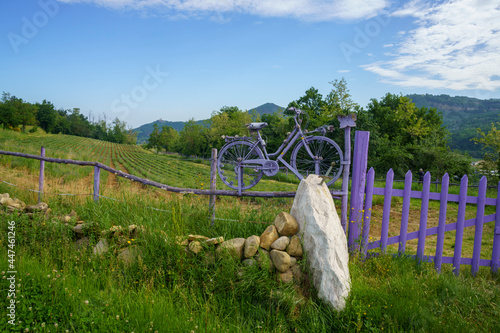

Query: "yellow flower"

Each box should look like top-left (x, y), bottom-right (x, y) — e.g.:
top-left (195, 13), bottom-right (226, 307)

top-left (127, 241), bottom-right (131, 244)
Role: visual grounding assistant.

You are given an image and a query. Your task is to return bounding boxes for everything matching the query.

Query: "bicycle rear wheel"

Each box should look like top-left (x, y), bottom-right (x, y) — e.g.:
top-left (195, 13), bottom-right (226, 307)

top-left (290, 136), bottom-right (343, 186)
top-left (217, 141), bottom-right (264, 190)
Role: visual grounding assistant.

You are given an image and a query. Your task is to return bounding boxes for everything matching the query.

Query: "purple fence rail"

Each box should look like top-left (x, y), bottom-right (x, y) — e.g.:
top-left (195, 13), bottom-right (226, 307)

top-left (351, 168), bottom-right (500, 276)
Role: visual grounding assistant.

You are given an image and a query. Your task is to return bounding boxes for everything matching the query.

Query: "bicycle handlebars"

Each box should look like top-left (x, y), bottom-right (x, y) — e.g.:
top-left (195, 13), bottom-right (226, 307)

top-left (286, 107), bottom-right (303, 114)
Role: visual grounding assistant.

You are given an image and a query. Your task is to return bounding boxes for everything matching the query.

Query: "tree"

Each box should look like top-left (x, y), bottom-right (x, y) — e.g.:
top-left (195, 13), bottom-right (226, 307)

top-left (36, 99), bottom-right (57, 132)
top-left (146, 123), bottom-right (161, 151)
top-left (0, 92), bottom-right (18, 129)
top-left (358, 93), bottom-right (469, 178)
top-left (260, 110), bottom-right (289, 153)
top-left (287, 87), bottom-right (325, 130)
top-left (158, 126), bottom-right (179, 152)
top-left (53, 109), bottom-right (70, 134)
top-left (68, 108), bottom-right (92, 137)
top-left (177, 119), bottom-right (210, 157)
top-left (322, 77), bottom-right (359, 118)
top-left (108, 118), bottom-right (127, 144)
top-left (209, 106), bottom-right (252, 148)
top-left (0, 92), bottom-right (37, 130)
top-left (474, 121), bottom-right (500, 182)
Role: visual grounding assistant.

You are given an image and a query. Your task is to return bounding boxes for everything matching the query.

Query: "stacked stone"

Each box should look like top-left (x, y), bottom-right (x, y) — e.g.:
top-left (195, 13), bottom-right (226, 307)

top-left (181, 211), bottom-right (304, 284)
top-left (257, 212), bottom-right (303, 283)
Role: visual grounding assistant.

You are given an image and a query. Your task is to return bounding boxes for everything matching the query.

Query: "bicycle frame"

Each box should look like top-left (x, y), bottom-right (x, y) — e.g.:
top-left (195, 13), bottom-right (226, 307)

top-left (241, 111), bottom-right (327, 181)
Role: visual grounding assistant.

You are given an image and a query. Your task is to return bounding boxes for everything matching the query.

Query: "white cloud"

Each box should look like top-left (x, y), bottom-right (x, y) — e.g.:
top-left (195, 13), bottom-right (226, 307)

top-left (337, 69), bottom-right (351, 73)
top-left (363, 0), bottom-right (500, 91)
top-left (57, 0), bottom-right (388, 21)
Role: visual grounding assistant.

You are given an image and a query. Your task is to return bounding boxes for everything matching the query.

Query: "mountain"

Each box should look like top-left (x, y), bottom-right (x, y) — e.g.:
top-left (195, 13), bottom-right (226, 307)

top-left (133, 103), bottom-right (284, 144)
top-left (249, 102), bottom-right (285, 116)
top-left (406, 94), bottom-right (500, 158)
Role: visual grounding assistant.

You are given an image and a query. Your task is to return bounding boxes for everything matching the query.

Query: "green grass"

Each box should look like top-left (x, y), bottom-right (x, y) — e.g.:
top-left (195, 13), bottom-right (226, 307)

top-left (1, 129), bottom-right (500, 332)
top-left (1, 184), bottom-right (500, 332)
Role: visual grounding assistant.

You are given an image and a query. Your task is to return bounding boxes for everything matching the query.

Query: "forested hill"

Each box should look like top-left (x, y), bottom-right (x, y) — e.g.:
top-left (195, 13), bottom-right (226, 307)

top-left (134, 119), bottom-right (206, 144)
top-left (133, 103), bottom-right (283, 143)
top-left (406, 94), bottom-right (500, 158)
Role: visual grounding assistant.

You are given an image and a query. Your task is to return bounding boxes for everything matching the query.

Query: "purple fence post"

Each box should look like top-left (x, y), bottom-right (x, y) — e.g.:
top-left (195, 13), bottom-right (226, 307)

top-left (209, 148), bottom-right (217, 224)
top-left (93, 166), bottom-right (100, 202)
top-left (348, 131), bottom-right (370, 251)
top-left (362, 167), bottom-right (375, 256)
top-left (417, 172), bottom-right (431, 260)
top-left (453, 175), bottom-right (468, 275)
top-left (380, 169), bottom-right (394, 252)
top-left (38, 147), bottom-right (45, 203)
top-left (435, 173), bottom-right (449, 273)
top-left (238, 165), bottom-right (243, 196)
top-left (341, 126), bottom-right (351, 232)
top-left (491, 181), bottom-right (500, 274)
top-left (399, 170), bottom-right (412, 253)
top-left (472, 176), bottom-right (487, 276)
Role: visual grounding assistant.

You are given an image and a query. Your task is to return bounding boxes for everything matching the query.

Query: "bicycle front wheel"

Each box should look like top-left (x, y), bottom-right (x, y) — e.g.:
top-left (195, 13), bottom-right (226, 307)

top-left (217, 141), bottom-right (264, 190)
top-left (290, 136), bottom-right (343, 186)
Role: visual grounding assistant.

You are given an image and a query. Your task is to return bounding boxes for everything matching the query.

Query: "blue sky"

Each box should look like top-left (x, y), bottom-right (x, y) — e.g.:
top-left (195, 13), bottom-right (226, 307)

top-left (1, 0), bottom-right (499, 128)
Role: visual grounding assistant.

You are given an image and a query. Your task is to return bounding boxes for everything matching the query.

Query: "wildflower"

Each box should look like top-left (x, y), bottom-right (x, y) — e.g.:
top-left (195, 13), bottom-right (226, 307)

top-left (116, 315), bottom-right (120, 320)
top-left (29, 307), bottom-right (32, 311)
top-left (41, 323), bottom-right (45, 327)
top-left (54, 323), bottom-right (58, 327)
top-left (127, 241), bottom-right (131, 244)
top-left (84, 300), bottom-right (89, 305)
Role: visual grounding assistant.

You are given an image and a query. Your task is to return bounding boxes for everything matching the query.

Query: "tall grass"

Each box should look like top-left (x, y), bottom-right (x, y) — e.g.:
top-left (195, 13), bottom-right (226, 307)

top-left (1, 182), bottom-right (500, 332)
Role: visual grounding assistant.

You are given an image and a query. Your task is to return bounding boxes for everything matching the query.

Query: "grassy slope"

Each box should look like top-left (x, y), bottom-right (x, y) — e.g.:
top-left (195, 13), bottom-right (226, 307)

top-left (0, 130), bottom-right (499, 332)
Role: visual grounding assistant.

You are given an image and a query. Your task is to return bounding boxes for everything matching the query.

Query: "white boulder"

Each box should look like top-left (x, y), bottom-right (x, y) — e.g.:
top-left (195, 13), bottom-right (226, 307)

top-left (290, 174), bottom-right (350, 311)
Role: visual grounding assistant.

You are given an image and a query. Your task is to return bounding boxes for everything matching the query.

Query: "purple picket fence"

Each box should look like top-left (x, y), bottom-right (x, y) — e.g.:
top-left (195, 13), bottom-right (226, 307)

top-left (351, 168), bottom-right (500, 276)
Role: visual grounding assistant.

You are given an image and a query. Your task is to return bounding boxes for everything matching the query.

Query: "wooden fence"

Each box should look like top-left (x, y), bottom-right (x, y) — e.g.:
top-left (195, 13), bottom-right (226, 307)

top-left (0, 146), bottom-right (353, 223)
top-left (348, 168), bottom-right (500, 276)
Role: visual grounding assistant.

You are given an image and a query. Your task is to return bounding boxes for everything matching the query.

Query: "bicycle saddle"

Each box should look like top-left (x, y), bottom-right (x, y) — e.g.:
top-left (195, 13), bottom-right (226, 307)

top-left (245, 122), bottom-right (268, 130)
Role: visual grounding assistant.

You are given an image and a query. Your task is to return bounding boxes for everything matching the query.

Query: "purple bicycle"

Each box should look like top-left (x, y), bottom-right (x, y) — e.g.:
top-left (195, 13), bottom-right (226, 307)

top-left (217, 107), bottom-right (344, 192)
